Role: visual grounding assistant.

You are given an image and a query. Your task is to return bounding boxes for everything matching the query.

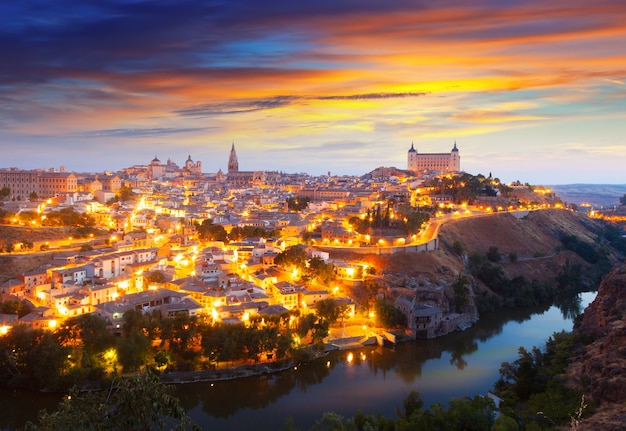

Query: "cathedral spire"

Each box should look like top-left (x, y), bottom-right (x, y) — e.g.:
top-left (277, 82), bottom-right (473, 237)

top-left (228, 141), bottom-right (239, 173)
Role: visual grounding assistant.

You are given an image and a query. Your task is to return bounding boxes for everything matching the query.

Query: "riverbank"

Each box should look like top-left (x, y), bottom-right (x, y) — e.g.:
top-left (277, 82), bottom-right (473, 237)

top-left (157, 327), bottom-right (379, 385)
top-left (159, 359), bottom-right (297, 385)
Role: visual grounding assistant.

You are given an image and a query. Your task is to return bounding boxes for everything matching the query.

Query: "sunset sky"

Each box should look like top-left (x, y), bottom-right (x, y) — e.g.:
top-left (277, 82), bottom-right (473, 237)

top-left (1, 0), bottom-right (625, 184)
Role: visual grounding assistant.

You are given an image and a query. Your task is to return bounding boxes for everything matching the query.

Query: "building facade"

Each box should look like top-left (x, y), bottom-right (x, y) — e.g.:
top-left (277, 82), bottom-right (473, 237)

top-left (0, 169), bottom-right (78, 199)
top-left (407, 142), bottom-right (460, 176)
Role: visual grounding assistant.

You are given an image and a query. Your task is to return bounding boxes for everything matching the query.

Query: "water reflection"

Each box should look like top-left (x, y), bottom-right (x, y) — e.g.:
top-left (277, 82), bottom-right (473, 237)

top-left (177, 362), bottom-right (333, 419)
top-left (554, 292), bottom-right (585, 320)
top-left (0, 293), bottom-right (595, 431)
top-left (177, 297), bottom-right (579, 425)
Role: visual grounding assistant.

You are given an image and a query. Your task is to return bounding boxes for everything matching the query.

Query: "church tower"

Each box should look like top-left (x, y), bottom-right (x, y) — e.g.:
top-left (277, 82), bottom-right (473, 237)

top-left (228, 142), bottom-right (239, 174)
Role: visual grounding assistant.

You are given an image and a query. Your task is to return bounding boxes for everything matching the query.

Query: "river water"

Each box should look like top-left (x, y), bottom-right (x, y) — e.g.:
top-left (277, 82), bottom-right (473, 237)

top-left (178, 292), bottom-right (595, 431)
top-left (0, 292), bottom-right (594, 431)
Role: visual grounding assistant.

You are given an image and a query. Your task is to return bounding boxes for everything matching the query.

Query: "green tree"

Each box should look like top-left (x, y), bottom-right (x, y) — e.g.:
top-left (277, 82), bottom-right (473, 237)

top-left (487, 246), bottom-right (501, 263)
top-left (274, 246), bottom-right (307, 272)
top-left (117, 185), bottom-right (137, 202)
top-left (0, 187), bottom-right (10, 199)
top-left (117, 328), bottom-right (150, 372)
top-left (146, 271), bottom-right (166, 284)
top-left (23, 370), bottom-right (198, 431)
top-left (315, 298), bottom-right (344, 326)
top-left (0, 299), bottom-right (30, 317)
top-left (451, 240), bottom-right (465, 256)
top-left (56, 313), bottom-right (116, 370)
top-left (196, 219), bottom-right (228, 242)
top-left (287, 196), bottom-right (311, 212)
top-left (402, 211), bottom-right (430, 235)
top-left (373, 299), bottom-right (405, 328)
top-left (0, 325), bottom-right (68, 391)
top-left (453, 276), bottom-right (470, 312)
top-left (306, 257), bottom-right (335, 284)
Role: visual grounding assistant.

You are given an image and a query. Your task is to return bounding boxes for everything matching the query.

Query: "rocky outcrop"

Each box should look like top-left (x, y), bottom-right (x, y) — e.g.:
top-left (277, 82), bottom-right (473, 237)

top-left (566, 263), bottom-right (626, 430)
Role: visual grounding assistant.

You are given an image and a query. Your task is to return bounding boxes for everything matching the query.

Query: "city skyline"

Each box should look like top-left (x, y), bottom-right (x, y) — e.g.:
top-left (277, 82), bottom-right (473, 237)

top-left (1, 0), bottom-right (625, 184)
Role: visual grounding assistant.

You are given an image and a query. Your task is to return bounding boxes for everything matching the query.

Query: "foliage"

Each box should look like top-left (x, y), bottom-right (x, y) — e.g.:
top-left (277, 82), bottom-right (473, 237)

top-left (40, 207), bottom-right (96, 230)
top-left (297, 391), bottom-right (496, 431)
top-left (424, 172), bottom-right (509, 205)
top-left (146, 271), bottom-right (166, 284)
top-left (195, 219), bottom-right (227, 243)
top-left (555, 259), bottom-right (583, 292)
top-left (0, 187), bottom-right (10, 199)
top-left (229, 225), bottom-right (278, 241)
top-left (487, 246), bottom-right (501, 263)
top-left (287, 196), bottom-right (311, 212)
top-left (453, 276), bottom-right (470, 312)
top-left (470, 257), bottom-right (555, 311)
top-left (107, 185), bottom-right (137, 204)
top-left (315, 298), bottom-right (349, 326)
top-left (23, 370), bottom-right (198, 431)
top-left (305, 256), bottom-right (335, 284)
top-left (117, 327), bottom-right (150, 372)
top-left (560, 234), bottom-right (600, 263)
top-left (56, 313), bottom-right (116, 370)
top-left (348, 203), bottom-right (430, 236)
top-left (451, 240), bottom-right (465, 256)
top-left (601, 223), bottom-right (626, 254)
top-left (0, 299), bottom-right (31, 317)
top-left (402, 210), bottom-right (431, 236)
top-left (374, 299), bottom-right (406, 328)
top-left (274, 246), bottom-right (307, 271)
top-left (495, 332), bottom-right (592, 429)
top-left (0, 325), bottom-right (69, 391)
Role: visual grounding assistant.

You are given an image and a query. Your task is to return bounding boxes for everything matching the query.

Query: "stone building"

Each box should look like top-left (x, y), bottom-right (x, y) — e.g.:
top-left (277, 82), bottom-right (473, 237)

top-left (407, 142), bottom-right (460, 176)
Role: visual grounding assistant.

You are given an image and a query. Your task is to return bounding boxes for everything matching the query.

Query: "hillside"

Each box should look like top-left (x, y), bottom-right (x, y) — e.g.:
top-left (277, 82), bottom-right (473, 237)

top-left (347, 209), bottom-right (612, 289)
top-left (439, 209), bottom-right (607, 283)
top-left (566, 263), bottom-right (626, 430)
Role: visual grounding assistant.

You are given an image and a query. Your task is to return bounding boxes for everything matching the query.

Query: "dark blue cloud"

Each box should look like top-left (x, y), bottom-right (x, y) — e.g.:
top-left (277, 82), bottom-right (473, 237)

top-left (174, 92), bottom-right (429, 117)
top-left (0, 0), bottom-right (428, 84)
top-left (73, 126), bottom-right (214, 138)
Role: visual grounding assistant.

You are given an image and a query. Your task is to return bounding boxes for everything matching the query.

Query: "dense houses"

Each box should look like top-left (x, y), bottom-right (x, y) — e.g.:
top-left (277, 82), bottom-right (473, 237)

top-left (1, 143), bottom-right (475, 339)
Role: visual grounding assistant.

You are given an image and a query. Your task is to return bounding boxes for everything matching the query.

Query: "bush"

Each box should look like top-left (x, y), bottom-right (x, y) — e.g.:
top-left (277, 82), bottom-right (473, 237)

top-left (487, 246), bottom-right (501, 262)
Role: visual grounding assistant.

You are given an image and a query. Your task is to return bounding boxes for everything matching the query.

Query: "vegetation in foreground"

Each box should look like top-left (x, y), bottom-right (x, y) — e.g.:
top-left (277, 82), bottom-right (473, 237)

top-left (22, 370), bottom-right (198, 431)
top-left (21, 328), bottom-right (593, 431)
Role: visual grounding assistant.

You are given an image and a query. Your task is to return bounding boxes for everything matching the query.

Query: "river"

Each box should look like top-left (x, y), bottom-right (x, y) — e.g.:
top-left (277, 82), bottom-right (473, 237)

top-left (177, 292), bottom-right (595, 431)
top-left (0, 292), bottom-right (594, 431)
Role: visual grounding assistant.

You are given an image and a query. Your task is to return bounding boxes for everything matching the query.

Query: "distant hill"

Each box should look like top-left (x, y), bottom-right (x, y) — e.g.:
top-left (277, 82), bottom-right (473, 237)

top-left (550, 184), bottom-right (626, 209)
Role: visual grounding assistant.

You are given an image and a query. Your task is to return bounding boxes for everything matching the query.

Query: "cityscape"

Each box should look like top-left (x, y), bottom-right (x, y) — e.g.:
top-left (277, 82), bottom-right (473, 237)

top-left (2, 140), bottom-right (624, 430)
top-left (2, 1), bottom-right (626, 430)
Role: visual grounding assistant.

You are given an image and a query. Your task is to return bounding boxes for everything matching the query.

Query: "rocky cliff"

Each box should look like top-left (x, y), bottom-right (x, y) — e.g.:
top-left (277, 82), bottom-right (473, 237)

top-left (567, 263), bottom-right (626, 430)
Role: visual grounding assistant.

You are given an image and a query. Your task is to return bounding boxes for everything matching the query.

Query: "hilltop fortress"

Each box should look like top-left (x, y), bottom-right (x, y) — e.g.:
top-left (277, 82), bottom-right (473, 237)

top-left (407, 142), bottom-right (460, 176)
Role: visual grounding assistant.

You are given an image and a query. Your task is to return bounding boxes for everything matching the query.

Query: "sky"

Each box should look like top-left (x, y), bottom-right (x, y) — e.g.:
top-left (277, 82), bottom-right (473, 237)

top-left (1, 0), bottom-right (625, 185)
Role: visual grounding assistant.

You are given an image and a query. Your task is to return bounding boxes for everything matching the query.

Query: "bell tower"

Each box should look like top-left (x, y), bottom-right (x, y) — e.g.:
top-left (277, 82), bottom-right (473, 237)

top-left (228, 142), bottom-right (239, 174)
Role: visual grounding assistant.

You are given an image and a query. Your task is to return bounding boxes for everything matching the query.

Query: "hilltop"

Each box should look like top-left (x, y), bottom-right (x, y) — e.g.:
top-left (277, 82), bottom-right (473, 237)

top-left (335, 208), bottom-right (613, 290)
